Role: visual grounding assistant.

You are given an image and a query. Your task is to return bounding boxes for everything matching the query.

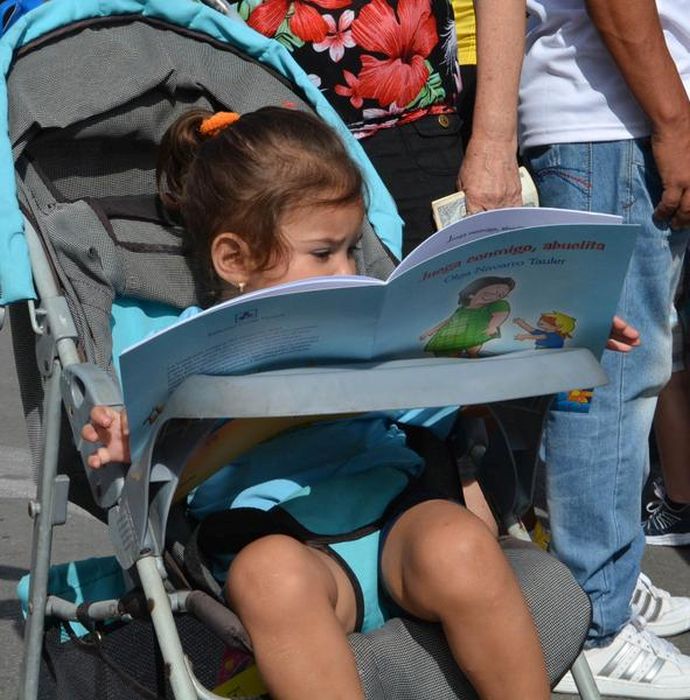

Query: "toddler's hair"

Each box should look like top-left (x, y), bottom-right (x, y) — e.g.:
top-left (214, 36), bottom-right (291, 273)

top-left (156, 106), bottom-right (364, 304)
top-left (457, 276), bottom-right (516, 306)
top-left (541, 311), bottom-right (576, 338)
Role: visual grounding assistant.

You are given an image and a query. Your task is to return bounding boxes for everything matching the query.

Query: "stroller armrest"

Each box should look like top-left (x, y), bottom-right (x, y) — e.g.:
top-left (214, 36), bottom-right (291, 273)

top-left (60, 363), bottom-right (127, 509)
top-left (109, 349), bottom-right (607, 570)
top-left (156, 349), bottom-right (606, 419)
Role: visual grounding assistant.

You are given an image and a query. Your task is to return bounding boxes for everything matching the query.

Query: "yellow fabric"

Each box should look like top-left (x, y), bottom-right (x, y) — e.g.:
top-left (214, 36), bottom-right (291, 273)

top-left (453, 0), bottom-right (477, 66)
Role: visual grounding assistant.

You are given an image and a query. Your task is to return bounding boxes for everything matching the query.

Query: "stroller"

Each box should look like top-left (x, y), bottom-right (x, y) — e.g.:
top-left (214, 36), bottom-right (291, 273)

top-left (1, 1), bottom-right (603, 697)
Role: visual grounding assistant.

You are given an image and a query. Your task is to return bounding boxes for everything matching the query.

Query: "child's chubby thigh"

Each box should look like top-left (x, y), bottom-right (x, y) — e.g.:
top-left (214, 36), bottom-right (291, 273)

top-left (224, 533), bottom-right (359, 634)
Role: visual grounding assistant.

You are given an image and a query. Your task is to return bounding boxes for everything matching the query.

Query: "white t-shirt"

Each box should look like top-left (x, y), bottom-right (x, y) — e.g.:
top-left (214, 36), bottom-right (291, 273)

top-left (519, 1), bottom-right (690, 150)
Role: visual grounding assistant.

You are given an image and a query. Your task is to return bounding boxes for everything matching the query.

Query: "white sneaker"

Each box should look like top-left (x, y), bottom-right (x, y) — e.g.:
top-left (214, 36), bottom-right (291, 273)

top-left (632, 573), bottom-right (690, 637)
top-left (553, 619), bottom-right (690, 698)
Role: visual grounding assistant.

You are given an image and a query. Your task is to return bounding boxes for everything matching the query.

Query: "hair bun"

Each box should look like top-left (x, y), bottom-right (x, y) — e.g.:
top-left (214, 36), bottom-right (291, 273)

top-left (199, 111), bottom-right (241, 138)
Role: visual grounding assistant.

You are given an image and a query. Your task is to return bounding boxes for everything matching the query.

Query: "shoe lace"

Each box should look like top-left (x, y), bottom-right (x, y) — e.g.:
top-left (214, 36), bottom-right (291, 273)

top-left (646, 478), bottom-right (667, 515)
top-left (645, 497), bottom-right (664, 516)
top-left (630, 616), bottom-right (681, 659)
top-left (644, 494), bottom-right (681, 531)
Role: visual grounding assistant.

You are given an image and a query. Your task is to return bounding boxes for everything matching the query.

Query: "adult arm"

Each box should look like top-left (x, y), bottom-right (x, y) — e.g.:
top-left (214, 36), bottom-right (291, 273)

top-left (458, 0), bottom-right (526, 214)
top-left (486, 310), bottom-right (509, 336)
top-left (512, 317), bottom-right (534, 332)
top-left (585, 0), bottom-right (690, 228)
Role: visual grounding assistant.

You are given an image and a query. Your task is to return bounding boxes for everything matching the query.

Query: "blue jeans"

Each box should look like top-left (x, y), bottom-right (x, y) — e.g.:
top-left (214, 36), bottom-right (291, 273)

top-left (524, 139), bottom-right (690, 646)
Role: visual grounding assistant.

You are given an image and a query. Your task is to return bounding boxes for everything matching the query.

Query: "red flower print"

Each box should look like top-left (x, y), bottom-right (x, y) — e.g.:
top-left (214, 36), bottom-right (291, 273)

top-left (351, 0), bottom-right (438, 107)
top-left (248, 0), bottom-right (351, 43)
top-left (335, 70), bottom-right (365, 109)
top-left (313, 10), bottom-right (356, 62)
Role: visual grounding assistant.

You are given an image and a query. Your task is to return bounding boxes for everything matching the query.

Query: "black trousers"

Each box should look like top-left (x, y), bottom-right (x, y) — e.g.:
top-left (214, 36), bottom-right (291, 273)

top-left (360, 113), bottom-right (464, 257)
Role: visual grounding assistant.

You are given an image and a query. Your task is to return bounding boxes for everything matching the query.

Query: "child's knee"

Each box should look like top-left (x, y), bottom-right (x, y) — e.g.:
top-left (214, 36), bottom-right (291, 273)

top-left (225, 535), bottom-right (323, 616)
top-left (399, 507), bottom-right (501, 593)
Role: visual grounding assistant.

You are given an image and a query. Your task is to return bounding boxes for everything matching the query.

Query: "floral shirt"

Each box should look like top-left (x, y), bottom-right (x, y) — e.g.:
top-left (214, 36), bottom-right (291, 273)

top-left (238, 0), bottom-right (461, 138)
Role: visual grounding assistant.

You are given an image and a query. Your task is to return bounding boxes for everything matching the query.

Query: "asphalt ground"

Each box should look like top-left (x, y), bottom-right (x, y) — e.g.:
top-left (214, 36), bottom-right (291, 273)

top-left (1, 314), bottom-right (689, 700)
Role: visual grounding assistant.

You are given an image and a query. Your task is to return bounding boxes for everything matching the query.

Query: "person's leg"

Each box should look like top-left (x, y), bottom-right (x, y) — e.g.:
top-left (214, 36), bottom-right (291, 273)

top-left (380, 499), bottom-right (550, 700)
top-left (654, 369), bottom-right (690, 503)
top-left (462, 477), bottom-right (499, 535)
top-left (643, 368), bottom-right (690, 546)
top-left (525, 138), bottom-right (690, 645)
top-left (226, 534), bottom-right (363, 700)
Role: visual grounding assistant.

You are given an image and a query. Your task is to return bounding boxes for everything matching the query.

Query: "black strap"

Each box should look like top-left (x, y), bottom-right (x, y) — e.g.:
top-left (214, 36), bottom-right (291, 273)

top-left (197, 507), bottom-right (311, 557)
top-left (90, 195), bottom-right (178, 226)
top-left (397, 422), bottom-right (464, 504)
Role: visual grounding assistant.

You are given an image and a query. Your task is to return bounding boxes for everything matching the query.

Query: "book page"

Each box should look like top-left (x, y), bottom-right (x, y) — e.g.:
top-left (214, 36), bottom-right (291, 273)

top-left (120, 282), bottom-right (384, 458)
top-left (376, 221), bottom-right (637, 363)
top-left (124, 274), bottom-right (383, 353)
top-left (390, 207), bottom-right (622, 281)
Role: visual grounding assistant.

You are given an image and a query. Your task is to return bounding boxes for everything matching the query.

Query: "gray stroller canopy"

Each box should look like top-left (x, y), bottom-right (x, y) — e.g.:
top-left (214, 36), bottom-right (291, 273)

top-left (8, 14), bottom-right (394, 371)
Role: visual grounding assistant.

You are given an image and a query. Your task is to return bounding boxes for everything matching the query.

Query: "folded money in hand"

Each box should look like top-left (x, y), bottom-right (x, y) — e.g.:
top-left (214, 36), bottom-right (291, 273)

top-left (431, 166), bottom-right (539, 230)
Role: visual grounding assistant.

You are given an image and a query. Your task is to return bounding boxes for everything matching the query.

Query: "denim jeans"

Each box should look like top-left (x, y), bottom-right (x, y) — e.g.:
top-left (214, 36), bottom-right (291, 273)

top-left (524, 139), bottom-right (690, 646)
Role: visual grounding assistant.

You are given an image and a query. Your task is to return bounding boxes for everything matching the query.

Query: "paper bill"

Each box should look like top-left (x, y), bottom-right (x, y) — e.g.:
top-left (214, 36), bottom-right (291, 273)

top-left (431, 166), bottom-right (540, 230)
top-left (431, 191), bottom-right (467, 230)
top-left (519, 166), bottom-right (539, 208)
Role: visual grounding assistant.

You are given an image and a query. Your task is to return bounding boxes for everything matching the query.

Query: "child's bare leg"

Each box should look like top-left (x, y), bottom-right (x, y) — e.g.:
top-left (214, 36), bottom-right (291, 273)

top-left (381, 500), bottom-right (549, 700)
top-left (226, 534), bottom-right (364, 700)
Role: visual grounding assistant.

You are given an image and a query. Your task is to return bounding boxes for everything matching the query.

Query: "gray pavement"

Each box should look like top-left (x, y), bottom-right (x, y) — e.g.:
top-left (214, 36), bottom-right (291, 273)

top-left (1, 313), bottom-right (689, 700)
top-left (0, 318), bottom-right (111, 700)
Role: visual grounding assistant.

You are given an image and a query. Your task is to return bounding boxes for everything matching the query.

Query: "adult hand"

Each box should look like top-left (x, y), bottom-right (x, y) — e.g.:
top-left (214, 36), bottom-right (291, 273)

top-left (651, 109), bottom-right (690, 230)
top-left (457, 135), bottom-right (521, 214)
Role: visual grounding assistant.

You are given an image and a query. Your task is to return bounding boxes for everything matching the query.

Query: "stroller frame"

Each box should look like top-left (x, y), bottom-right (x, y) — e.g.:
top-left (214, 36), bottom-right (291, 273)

top-left (16, 216), bottom-right (606, 699)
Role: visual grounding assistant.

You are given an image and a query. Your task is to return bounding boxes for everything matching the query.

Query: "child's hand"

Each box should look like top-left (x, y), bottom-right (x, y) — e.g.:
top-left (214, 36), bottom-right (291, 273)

top-left (606, 315), bottom-right (641, 353)
top-left (80, 406), bottom-right (131, 469)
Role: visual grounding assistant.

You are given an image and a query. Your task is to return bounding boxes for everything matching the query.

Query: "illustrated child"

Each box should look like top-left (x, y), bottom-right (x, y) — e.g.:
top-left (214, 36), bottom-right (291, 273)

top-left (420, 276), bottom-right (515, 357)
top-left (514, 311), bottom-right (577, 349)
top-left (81, 107), bottom-right (638, 700)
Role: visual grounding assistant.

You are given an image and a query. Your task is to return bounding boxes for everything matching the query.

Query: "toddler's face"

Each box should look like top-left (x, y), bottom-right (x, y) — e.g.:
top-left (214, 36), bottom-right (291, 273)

top-left (246, 200), bottom-right (364, 292)
top-left (470, 284), bottom-right (512, 306)
top-left (537, 316), bottom-right (558, 331)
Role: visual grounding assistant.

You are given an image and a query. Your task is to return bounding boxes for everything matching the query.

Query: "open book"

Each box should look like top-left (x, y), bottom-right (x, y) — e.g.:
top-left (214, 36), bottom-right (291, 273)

top-left (120, 207), bottom-right (638, 457)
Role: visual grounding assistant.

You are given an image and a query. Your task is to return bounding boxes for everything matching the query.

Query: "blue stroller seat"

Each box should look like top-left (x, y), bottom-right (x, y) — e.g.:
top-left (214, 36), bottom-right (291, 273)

top-left (1, 1), bottom-right (602, 698)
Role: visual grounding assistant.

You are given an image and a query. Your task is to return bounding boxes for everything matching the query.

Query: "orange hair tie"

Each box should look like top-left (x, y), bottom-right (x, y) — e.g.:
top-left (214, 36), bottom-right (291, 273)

top-left (199, 111), bottom-right (241, 137)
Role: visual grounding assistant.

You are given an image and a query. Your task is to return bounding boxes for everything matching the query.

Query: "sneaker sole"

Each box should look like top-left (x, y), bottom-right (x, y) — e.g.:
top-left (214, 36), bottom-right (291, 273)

top-left (554, 673), bottom-right (690, 699)
top-left (645, 532), bottom-right (690, 546)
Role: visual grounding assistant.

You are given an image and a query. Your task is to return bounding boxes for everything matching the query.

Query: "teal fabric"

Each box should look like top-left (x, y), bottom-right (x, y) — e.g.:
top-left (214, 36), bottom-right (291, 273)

top-left (187, 414), bottom-right (423, 521)
top-left (17, 556), bottom-right (126, 639)
top-left (0, 0), bottom-right (402, 305)
top-left (110, 297), bottom-right (181, 378)
top-left (330, 531), bottom-right (386, 633)
top-left (279, 467), bottom-right (410, 536)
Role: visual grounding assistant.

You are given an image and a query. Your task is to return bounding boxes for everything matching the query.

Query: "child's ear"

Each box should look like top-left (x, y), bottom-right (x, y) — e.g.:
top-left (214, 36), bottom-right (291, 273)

top-left (211, 232), bottom-right (252, 289)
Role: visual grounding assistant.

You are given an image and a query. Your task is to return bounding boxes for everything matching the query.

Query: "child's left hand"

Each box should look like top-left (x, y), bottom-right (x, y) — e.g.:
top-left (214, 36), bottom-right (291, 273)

top-left (606, 315), bottom-right (640, 352)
